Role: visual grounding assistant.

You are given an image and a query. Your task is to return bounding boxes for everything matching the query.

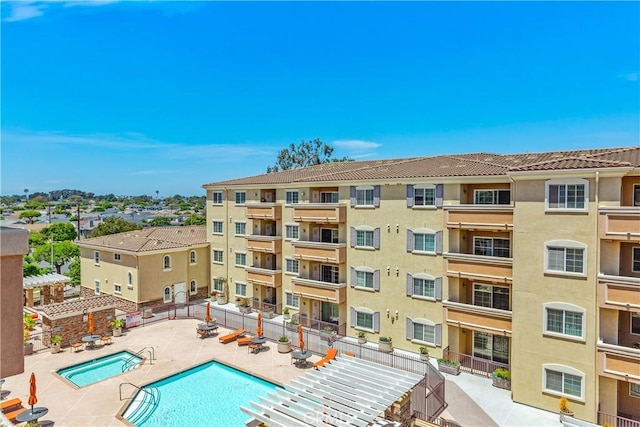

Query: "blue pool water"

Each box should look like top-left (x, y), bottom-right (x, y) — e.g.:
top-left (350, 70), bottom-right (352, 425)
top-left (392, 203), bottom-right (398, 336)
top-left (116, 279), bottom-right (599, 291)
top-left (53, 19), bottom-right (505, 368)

top-left (57, 351), bottom-right (142, 387)
top-left (122, 361), bottom-right (279, 426)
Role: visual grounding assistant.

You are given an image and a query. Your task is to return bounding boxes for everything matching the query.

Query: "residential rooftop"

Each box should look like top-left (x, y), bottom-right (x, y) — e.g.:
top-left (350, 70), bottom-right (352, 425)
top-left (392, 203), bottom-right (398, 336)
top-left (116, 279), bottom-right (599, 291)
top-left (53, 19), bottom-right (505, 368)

top-left (76, 225), bottom-right (207, 252)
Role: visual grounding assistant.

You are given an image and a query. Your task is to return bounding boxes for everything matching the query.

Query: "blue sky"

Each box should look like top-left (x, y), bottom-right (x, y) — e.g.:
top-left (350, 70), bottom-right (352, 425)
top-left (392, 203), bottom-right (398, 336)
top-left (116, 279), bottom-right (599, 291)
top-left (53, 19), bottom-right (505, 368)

top-left (1, 1), bottom-right (638, 197)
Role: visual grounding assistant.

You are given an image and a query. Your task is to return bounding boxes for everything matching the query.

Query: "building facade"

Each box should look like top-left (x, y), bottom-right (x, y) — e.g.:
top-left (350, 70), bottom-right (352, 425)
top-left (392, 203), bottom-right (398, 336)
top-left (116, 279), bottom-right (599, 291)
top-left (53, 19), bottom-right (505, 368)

top-left (203, 146), bottom-right (640, 424)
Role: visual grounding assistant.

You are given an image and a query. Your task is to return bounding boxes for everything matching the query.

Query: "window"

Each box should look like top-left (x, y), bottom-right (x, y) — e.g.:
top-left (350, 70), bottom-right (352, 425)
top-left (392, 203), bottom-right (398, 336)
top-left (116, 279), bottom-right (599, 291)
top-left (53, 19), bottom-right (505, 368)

top-left (213, 250), bottom-right (224, 264)
top-left (94, 280), bottom-right (100, 295)
top-left (473, 284), bottom-right (510, 310)
top-left (414, 233), bottom-right (435, 252)
top-left (631, 383), bottom-right (640, 398)
top-left (212, 191), bottom-right (223, 204)
top-left (190, 280), bottom-right (197, 295)
top-left (234, 252), bottom-right (246, 266)
top-left (320, 192), bottom-right (339, 203)
top-left (163, 286), bottom-right (172, 303)
top-left (94, 251), bottom-right (100, 265)
top-left (474, 189), bottom-right (510, 205)
top-left (546, 179), bottom-right (588, 210)
top-left (351, 226), bottom-right (380, 249)
top-left (212, 221), bottom-right (223, 234)
top-left (285, 190), bottom-right (299, 204)
top-left (543, 365), bottom-right (584, 399)
top-left (163, 255), bottom-right (172, 270)
top-left (235, 282), bottom-right (247, 297)
top-left (113, 253), bottom-right (121, 261)
top-left (285, 225), bottom-right (299, 240)
top-left (631, 313), bottom-right (640, 335)
top-left (474, 237), bottom-right (510, 258)
top-left (545, 241), bottom-right (586, 275)
top-left (235, 191), bottom-right (246, 204)
top-left (356, 186), bottom-right (373, 206)
top-left (406, 318), bottom-right (442, 346)
top-left (285, 258), bottom-right (299, 274)
top-left (357, 312), bottom-right (373, 329)
top-left (235, 222), bottom-right (246, 236)
top-left (414, 277), bottom-right (435, 298)
top-left (190, 250), bottom-right (197, 264)
top-left (321, 228), bottom-right (339, 243)
top-left (544, 303), bottom-right (586, 339)
top-left (634, 184), bottom-right (640, 207)
top-left (350, 307), bottom-right (380, 332)
top-left (356, 270), bottom-right (374, 289)
top-left (473, 331), bottom-right (509, 364)
top-left (322, 265), bottom-right (340, 284)
top-left (351, 267), bottom-right (380, 291)
top-left (285, 292), bottom-right (300, 308)
top-left (407, 229), bottom-right (442, 254)
top-left (213, 278), bottom-right (225, 293)
top-left (633, 247), bottom-right (640, 273)
top-left (114, 283), bottom-right (122, 294)
top-left (357, 230), bottom-right (374, 247)
top-left (414, 187), bottom-right (435, 206)
top-left (127, 272), bottom-right (133, 289)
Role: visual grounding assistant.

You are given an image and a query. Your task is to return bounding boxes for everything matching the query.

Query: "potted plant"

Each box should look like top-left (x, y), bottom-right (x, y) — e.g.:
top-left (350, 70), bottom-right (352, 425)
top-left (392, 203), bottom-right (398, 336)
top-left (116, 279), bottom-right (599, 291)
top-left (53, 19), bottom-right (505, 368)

top-left (492, 368), bottom-right (511, 390)
top-left (277, 335), bottom-right (291, 353)
top-left (357, 331), bottom-right (367, 344)
top-left (283, 307), bottom-right (291, 321)
top-left (437, 356), bottom-right (461, 375)
top-left (217, 281), bottom-right (229, 305)
top-left (110, 318), bottom-right (126, 337)
top-left (419, 346), bottom-right (430, 361)
top-left (141, 306), bottom-right (153, 319)
top-left (378, 336), bottom-right (393, 353)
top-left (558, 397), bottom-right (574, 421)
top-left (50, 334), bottom-right (62, 354)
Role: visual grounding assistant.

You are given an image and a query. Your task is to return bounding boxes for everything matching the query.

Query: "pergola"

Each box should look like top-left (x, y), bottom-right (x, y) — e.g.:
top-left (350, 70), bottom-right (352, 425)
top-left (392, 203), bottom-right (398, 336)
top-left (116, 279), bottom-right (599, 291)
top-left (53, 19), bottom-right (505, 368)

top-left (23, 273), bottom-right (71, 306)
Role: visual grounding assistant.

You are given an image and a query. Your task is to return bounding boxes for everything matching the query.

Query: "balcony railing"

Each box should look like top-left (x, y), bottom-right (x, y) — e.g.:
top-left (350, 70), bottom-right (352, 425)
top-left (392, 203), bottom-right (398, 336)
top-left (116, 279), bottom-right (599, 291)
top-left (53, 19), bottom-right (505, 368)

top-left (251, 297), bottom-right (281, 317)
top-left (443, 346), bottom-right (509, 378)
top-left (291, 240), bottom-right (346, 263)
top-left (598, 411), bottom-right (640, 427)
top-left (445, 205), bottom-right (513, 231)
top-left (443, 300), bottom-right (513, 335)
top-left (245, 266), bottom-right (282, 288)
top-left (599, 207), bottom-right (640, 242)
top-left (291, 277), bottom-right (347, 303)
top-left (444, 252), bottom-right (513, 283)
top-left (598, 274), bottom-right (640, 310)
top-left (290, 313), bottom-right (346, 336)
top-left (597, 341), bottom-right (640, 381)
top-left (292, 203), bottom-right (346, 223)
top-left (246, 203), bottom-right (282, 220)
top-left (245, 235), bottom-right (282, 253)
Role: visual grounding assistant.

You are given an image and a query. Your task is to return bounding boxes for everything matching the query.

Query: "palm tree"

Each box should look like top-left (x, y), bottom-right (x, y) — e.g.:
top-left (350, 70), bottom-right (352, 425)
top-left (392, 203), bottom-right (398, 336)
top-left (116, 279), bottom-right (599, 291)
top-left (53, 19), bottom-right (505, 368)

top-left (23, 188), bottom-right (29, 202)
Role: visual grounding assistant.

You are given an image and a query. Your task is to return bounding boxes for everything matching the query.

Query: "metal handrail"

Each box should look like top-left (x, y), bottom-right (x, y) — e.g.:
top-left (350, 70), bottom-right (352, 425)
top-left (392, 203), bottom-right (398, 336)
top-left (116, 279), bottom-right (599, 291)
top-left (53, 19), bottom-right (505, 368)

top-left (122, 346), bottom-right (156, 372)
top-left (119, 382), bottom-right (156, 404)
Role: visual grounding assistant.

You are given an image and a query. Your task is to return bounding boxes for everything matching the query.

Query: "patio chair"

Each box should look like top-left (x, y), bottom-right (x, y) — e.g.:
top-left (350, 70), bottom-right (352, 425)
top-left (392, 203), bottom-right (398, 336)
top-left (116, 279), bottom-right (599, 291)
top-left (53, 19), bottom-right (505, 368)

top-left (70, 339), bottom-right (83, 353)
top-left (1, 397), bottom-right (22, 412)
top-left (236, 335), bottom-right (252, 346)
top-left (4, 407), bottom-right (26, 422)
top-left (219, 329), bottom-right (245, 344)
top-left (101, 332), bottom-right (112, 345)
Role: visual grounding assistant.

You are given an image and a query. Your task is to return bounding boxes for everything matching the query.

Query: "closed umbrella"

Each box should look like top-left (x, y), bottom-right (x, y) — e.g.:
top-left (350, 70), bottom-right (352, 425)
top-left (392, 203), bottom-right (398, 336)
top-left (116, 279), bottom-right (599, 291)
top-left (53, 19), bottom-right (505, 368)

top-left (298, 324), bottom-right (305, 353)
top-left (205, 302), bottom-right (211, 324)
top-left (257, 313), bottom-right (263, 337)
top-left (28, 372), bottom-right (37, 412)
top-left (88, 312), bottom-right (94, 335)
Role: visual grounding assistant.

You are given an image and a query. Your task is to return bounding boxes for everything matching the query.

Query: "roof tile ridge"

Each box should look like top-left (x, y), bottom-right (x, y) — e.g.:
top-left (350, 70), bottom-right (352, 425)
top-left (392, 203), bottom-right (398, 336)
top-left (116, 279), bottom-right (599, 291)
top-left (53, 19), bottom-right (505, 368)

top-left (438, 154), bottom-right (507, 167)
top-left (291, 157), bottom-right (424, 181)
top-left (509, 155), bottom-right (631, 170)
top-left (585, 146), bottom-right (640, 158)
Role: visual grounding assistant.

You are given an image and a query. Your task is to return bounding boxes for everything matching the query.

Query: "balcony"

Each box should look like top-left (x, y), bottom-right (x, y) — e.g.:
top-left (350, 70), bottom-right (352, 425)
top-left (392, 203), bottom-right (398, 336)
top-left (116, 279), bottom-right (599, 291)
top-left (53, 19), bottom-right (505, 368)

top-left (291, 277), bottom-right (346, 303)
top-left (599, 207), bottom-right (640, 242)
top-left (597, 341), bottom-right (640, 382)
top-left (444, 253), bottom-right (513, 284)
top-left (445, 205), bottom-right (514, 231)
top-left (443, 300), bottom-right (513, 336)
top-left (246, 203), bottom-right (282, 220)
top-left (598, 274), bottom-right (640, 310)
top-left (245, 235), bottom-right (282, 254)
top-left (245, 266), bottom-right (282, 288)
top-left (291, 241), bottom-right (347, 263)
top-left (292, 204), bottom-right (346, 223)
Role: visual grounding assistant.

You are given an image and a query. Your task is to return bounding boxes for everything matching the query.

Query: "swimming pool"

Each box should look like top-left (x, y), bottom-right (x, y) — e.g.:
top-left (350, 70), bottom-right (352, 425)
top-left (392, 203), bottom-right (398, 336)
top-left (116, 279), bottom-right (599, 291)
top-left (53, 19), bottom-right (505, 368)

top-left (122, 360), bottom-right (279, 426)
top-left (57, 351), bottom-right (143, 387)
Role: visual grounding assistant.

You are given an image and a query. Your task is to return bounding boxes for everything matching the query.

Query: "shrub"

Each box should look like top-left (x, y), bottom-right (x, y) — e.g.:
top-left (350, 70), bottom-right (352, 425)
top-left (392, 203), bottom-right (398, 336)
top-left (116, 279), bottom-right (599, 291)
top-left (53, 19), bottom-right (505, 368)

top-left (492, 368), bottom-right (511, 381)
top-left (283, 307), bottom-right (290, 315)
top-left (419, 346), bottom-right (429, 355)
top-left (110, 319), bottom-right (126, 329)
top-left (50, 334), bottom-right (62, 344)
top-left (278, 335), bottom-right (290, 343)
top-left (379, 336), bottom-right (392, 343)
top-left (357, 331), bottom-right (366, 339)
top-left (558, 397), bottom-right (572, 413)
top-left (437, 355), bottom-right (460, 367)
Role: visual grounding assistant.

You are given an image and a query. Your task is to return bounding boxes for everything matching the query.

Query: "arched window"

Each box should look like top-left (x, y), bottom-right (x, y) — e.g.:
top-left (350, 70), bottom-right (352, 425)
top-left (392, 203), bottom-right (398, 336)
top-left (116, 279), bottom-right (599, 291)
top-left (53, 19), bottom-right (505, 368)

top-left (163, 286), bottom-right (172, 303)
top-left (190, 250), bottom-right (197, 264)
top-left (127, 272), bottom-right (133, 287)
top-left (163, 255), bottom-right (172, 270)
top-left (190, 280), bottom-right (197, 295)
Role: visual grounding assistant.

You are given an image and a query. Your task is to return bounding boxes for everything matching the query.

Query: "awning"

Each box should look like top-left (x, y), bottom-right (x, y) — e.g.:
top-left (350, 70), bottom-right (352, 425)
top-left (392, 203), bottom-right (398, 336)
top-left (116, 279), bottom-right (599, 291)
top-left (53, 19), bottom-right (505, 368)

top-left (23, 273), bottom-right (71, 289)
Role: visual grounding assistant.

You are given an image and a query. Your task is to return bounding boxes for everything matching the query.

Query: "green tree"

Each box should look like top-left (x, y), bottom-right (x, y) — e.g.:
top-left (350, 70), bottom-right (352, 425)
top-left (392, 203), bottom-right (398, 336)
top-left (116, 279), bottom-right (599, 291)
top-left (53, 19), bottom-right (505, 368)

top-left (41, 222), bottom-right (77, 241)
top-left (266, 138), bottom-right (352, 173)
top-left (90, 216), bottom-right (141, 237)
top-left (29, 231), bottom-right (48, 247)
top-left (23, 255), bottom-right (45, 277)
top-left (33, 240), bottom-right (80, 274)
top-left (67, 258), bottom-right (81, 286)
top-left (184, 215), bottom-right (206, 225)
top-left (148, 216), bottom-right (171, 227)
top-left (19, 210), bottom-right (42, 224)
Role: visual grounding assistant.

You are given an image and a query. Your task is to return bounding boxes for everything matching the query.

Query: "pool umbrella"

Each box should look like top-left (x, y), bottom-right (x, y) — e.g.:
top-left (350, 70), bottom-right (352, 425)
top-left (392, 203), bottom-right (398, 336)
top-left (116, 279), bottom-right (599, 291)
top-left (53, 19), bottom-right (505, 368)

top-left (205, 302), bottom-right (211, 324)
top-left (257, 313), bottom-right (263, 337)
top-left (28, 372), bottom-right (37, 412)
top-left (297, 324), bottom-right (305, 353)
top-left (88, 312), bottom-right (94, 335)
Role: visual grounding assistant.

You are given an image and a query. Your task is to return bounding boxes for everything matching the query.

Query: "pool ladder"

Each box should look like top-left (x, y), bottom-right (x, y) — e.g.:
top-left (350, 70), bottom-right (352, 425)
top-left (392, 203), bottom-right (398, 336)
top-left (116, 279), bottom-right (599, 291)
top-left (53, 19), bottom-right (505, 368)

top-left (119, 382), bottom-right (160, 426)
top-left (122, 346), bottom-right (156, 373)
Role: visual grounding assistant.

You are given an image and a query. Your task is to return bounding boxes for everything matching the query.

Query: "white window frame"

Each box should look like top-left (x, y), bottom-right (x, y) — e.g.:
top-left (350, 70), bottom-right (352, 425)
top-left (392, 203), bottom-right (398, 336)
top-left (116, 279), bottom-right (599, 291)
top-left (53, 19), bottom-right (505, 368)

top-left (414, 185), bottom-right (436, 207)
top-left (94, 280), bottom-right (100, 295)
top-left (285, 190), bottom-right (299, 205)
top-left (542, 364), bottom-right (585, 401)
top-left (355, 226), bottom-right (375, 248)
top-left (94, 251), bottom-right (100, 266)
top-left (235, 282), bottom-right (247, 297)
top-left (634, 184), bottom-right (640, 207)
top-left (411, 273), bottom-right (436, 299)
top-left (212, 220), bottom-right (223, 234)
top-left (544, 240), bottom-right (587, 277)
top-left (410, 318), bottom-right (437, 345)
top-left (543, 302), bottom-right (586, 341)
top-left (212, 191), bottom-right (223, 205)
top-left (473, 283), bottom-right (510, 311)
top-left (474, 189), bottom-right (510, 205)
top-left (354, 267), bottom-right (374, 290)
top-left (114, 283), bottom-right (122, 294)
top-left (163, 255), bottom-right (172, 270)
top-left (285, 224), bottom-right (299, 240)
top-left (190, 280), bottom-right (197, 295)
top-left (190, 250), bottom-right (197, 264)
top-left (234, 251), bottom-right (247, 267)
top-left (473, 236), bottom-right (511, 258)
top-left (413, 228), bottom-right (436, 254)
top-left (285, 292), bottom-right (300, 309)
top-left (320, 191), bottom-right (339, 203)
top-left (212, 249), bottom-right (224, 264)
top-left (545, 178), bottom-right (588, 212)
top-left (213, 277), bottom-right (225, 293)
top-left (354, 307), bottom-right (375, 332)
top-left (630, 383), bottom-right (640, 398)
top-left (285, 258), bottom-right (299, 275)
top-left (355, 186), bottom-right (374, 207)
top-left (235, 191), bottom-right (246, 205)
top-left (234, 221), bottom-right (246, 236)
top-left (163, 286), bottom-right (172, 303)
top-left (127, 272), bottom-right (133, 289)
top-left (113, 253), bottom-right (121, 262)
top-left (632, 247), bottom-right (640, 273)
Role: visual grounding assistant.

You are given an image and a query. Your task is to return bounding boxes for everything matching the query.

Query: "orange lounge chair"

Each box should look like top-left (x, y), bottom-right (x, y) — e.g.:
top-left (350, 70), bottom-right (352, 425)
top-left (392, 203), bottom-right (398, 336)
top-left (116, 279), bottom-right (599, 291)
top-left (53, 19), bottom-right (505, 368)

top-left (237, 336), bottom-right (252, 346)
top-left (1, 397), bottom-right (21, 412)
top-left (219, 329), bottom-right (245, 344)
top-left (313, 347), bottom-right (338, 369)
top-left (4, 407), bottom-right (26, 422)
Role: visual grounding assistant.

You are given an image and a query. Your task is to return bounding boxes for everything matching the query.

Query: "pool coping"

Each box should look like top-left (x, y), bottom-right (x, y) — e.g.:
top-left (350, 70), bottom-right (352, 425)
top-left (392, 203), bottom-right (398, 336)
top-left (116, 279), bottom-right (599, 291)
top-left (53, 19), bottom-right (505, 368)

top-left (115, 355), bottom-right (285, 426)
top-left (53, 348), bottom-right (148, 390)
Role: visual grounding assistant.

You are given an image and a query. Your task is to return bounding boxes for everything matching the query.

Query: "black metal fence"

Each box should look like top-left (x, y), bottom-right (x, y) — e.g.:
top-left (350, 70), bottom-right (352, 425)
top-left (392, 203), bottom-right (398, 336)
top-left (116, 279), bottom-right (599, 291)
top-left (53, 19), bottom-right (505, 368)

top-left (443, 346), bottom-right (509, 377)
top-left (25, 330), bottom-right (47, 354)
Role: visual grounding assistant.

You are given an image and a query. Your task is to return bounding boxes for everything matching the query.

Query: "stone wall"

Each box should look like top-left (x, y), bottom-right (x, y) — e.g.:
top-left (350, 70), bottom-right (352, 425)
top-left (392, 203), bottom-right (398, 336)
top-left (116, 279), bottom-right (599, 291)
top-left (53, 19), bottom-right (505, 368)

top-left (384, 390), bottom-right (413, 427)
top-left (43, 307), bottom-right (115, 348)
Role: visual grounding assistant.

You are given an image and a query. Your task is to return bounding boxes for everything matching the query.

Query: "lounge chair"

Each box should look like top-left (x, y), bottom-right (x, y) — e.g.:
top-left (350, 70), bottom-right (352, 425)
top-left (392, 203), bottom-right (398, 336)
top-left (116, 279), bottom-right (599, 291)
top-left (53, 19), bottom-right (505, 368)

top-left (1, 397), bottom-right (21, 412)
top-left (236, 335), bottom-right (252, 346)
top-left (4, 407), bottom-right (26, 422)
top-left (219, 329), bottom-right (245, 344)
top-left (313, 347), bottom-right (338, 369)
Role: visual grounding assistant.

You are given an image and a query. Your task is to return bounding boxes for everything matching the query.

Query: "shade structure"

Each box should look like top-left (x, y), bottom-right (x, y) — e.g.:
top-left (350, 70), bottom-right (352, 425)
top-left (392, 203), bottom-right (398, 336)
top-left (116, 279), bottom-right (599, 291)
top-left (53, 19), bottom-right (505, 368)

top-left (88, 312), bottom-right (94, 334)
top-left (257, 313), bottom-right (263, 337)
top-left (205, 302), bottom-right (211, 324)
top-left (28, 372), bottom-right (37, 411)
top-left (297, 325), bottom-right (304, 352)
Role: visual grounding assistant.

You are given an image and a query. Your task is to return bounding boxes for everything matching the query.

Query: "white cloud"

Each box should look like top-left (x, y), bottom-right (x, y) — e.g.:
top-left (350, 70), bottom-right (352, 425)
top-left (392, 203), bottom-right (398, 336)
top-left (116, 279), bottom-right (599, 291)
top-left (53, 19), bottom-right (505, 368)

top-left (332, 139), bottom-right (382, 150)
top-left (618, 72), bottom-right (638, 82)
top-left (3, 2), bottom-right (47, 22)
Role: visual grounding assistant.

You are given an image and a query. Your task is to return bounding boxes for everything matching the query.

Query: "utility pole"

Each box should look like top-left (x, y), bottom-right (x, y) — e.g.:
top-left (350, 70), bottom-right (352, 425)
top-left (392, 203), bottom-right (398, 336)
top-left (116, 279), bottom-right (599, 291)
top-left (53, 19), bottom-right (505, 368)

top-left (76, 204), bottom-right (81, 240)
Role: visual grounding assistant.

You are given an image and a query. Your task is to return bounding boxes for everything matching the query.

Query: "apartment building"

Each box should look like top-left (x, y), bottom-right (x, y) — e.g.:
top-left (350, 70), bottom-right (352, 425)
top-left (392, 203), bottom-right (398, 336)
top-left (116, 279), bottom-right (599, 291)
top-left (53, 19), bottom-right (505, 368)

top-left (203, 146), bottom-right (640, 424)
top-left (78, 226), bottom-right (210, 312)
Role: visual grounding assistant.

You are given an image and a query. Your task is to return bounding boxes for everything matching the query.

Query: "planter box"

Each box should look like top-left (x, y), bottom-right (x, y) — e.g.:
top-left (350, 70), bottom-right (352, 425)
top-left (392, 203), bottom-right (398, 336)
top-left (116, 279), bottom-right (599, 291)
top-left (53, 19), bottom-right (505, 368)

top-left (492, 377), bottom-right (511, 390)
top-left (420, 354), bottom-right (430, 361)
top-left (438, 362), bottom-right (461, 375)
top-left (559, 411), bottom-right (574, 422)
top-left (113, 328), bottom-right (122, 337)
top-left (358, 338), bottom-right (366, 344)
top-left (217, 295), bottom-right (228, 305)
top-left (142, 308), bottom-right (153, 319)
top-left (50, 343), bottom-right (61, 354)
top-left (240, 306), bottom-right (252, 314)
top-left (278, 341), bottom-right (292, 353)
top-left (378, 341), bottom-right (393, 353)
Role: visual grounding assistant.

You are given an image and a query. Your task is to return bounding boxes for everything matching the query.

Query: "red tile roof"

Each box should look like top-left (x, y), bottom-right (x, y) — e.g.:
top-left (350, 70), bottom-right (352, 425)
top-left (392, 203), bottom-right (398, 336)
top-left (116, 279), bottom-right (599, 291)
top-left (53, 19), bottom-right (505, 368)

top-left (77, 226), bottom-right (207, 252)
